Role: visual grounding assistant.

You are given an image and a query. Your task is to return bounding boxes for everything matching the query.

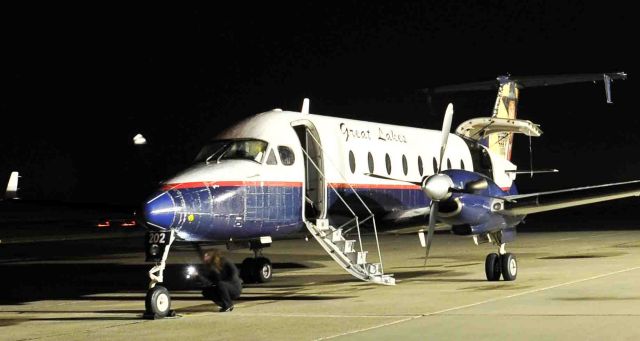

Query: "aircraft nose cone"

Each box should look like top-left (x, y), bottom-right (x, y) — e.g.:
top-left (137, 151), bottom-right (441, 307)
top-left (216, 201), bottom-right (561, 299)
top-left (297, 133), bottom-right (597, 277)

top-left (143, 192), bottom-right (178, 230)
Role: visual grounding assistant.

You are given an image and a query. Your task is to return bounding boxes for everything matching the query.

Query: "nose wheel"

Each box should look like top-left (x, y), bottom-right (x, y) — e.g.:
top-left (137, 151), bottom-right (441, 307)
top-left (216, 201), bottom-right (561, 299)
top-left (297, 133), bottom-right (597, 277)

top-left (145, 285), bottom-right (174, 318)
top-left (484, 243), bottom-right (517, 281)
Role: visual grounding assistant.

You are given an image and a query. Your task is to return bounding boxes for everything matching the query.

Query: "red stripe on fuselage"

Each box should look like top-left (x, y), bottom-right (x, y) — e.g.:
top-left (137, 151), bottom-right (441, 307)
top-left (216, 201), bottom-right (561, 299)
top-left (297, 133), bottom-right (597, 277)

top-left (330, 183), bottom-right (421, 190)
top-left (162, 181), bottom-right (303, 191)
top-left (161, 181), bottom-right (423, 191)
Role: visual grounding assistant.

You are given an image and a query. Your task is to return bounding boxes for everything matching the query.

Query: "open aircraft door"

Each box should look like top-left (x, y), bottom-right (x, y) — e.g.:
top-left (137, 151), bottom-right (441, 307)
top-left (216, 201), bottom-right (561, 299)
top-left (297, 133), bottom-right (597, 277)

top-left (291, 120), bottom-right (327, 221)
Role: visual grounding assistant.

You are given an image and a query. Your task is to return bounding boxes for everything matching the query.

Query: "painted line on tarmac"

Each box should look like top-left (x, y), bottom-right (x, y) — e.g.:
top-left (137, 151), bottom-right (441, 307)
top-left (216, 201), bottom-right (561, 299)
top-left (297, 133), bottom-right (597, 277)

top-left (181, 311), bottom-right (419, 319)
top-left (317, 265), bottom-right (640, 340)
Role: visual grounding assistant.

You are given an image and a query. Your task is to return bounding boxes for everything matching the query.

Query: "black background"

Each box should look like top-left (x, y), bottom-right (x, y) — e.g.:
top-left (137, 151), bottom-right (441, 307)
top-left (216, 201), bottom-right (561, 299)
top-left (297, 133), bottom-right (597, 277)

top-left (2, 1), bottom-right (637, 209)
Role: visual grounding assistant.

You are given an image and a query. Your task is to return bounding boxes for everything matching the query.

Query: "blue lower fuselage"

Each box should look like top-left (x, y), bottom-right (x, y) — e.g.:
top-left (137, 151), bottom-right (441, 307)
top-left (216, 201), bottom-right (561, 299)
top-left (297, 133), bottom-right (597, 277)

top-left (143, 170), bottom-right (522, 242)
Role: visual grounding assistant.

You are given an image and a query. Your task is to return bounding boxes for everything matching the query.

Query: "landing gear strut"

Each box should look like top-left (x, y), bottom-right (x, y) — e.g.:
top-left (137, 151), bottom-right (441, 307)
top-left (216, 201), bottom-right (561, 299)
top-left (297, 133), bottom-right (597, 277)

top-left (240, 241), bottom-right (273, 284)
top-left (484, 242), bottom-right (517, 281)
top-left (143, 230), bottom-right (177, 319)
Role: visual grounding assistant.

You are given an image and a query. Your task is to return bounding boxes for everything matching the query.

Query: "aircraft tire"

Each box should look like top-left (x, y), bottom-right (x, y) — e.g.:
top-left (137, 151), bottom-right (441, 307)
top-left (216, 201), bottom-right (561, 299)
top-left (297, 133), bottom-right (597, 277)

top-left (485, 253), bottom-right (502, 281)
top-left (240, 258), bottom-right (257, 284)
top-left (501, 253), bottom-right (517, 281)
top-left (145, 285), bottom-right (171, 318)
top-left (254, 257), bottom-right (273, 283)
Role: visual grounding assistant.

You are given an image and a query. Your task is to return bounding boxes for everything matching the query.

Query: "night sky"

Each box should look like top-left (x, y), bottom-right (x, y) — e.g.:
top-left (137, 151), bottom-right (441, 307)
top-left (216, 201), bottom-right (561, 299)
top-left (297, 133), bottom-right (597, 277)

top-left (2, 2), bottom-right (637, 205)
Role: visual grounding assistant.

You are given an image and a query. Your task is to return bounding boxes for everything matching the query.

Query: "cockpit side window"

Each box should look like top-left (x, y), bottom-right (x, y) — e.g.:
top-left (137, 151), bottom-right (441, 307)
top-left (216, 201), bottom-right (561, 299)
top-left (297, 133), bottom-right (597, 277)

top-left (266, 149), bottom-right (278, 165)
top-left (278, 146), bottom-right (295, 166)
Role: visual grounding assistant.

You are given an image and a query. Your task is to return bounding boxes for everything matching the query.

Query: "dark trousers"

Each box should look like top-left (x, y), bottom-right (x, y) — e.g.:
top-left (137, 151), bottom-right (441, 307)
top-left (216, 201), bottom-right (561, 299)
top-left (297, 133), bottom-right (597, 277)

top-left (202, 281), bottom-right (241, 308)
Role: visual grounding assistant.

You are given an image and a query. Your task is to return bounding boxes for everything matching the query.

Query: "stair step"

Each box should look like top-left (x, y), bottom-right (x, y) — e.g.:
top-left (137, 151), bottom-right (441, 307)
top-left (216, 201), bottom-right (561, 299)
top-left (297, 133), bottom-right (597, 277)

top-left (329, 228), bottom-right (344, 243)
top-left (334, 239), bottom-right (355, 253)
top-left (315, 219), bottom-right (331, 231)
top-left (371, 274), bottom-right (396, 285)
top-left (365, 263), bottom-right (383, 276)
top-left (346, 251), bottom-right (367, 265)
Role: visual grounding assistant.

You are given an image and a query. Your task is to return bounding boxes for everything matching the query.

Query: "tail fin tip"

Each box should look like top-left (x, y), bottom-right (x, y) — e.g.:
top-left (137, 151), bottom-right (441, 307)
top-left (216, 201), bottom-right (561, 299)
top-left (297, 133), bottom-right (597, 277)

top-left (4, 171), bottom-right (19, 200)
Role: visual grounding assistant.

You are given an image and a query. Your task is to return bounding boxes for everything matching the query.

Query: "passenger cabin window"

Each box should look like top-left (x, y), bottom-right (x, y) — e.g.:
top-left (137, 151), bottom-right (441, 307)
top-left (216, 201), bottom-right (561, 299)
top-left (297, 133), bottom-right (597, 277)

top-left (368, 152), bottom-right (374, 173)
top-left (461, 160), bottom-right (465, 170)
top-left (385, 153), bottom-right (392, 175)
top-left (432, 157), bottom-right (438, 174)
top-left (194, 139), bottom-right (268, 164)
top-left (278, 146), bottom-right (295, 166)
top-left (447, 159), bottom-right (452, 170)
top-left (418, 156), bottom-right (423, 176)
top-left (348, 150), bottom-right (356, 174)
top-left (402, 155), bottom-right (408, 176)
top-left (266, 149), bottom-right (278, 165)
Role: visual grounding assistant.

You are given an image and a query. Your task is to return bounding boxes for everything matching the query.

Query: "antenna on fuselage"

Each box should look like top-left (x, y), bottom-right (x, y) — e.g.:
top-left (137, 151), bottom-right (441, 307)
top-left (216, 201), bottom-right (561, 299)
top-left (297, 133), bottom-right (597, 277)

top-left (301, 98), bottom-right (310, 114)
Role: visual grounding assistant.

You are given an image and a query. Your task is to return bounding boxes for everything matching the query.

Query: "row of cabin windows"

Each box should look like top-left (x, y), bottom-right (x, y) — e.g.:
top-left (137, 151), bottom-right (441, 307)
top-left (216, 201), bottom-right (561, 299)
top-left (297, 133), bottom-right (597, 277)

top-left (266, 146), bottom-right (295, 166)
top-left (348, 151), bottom-right (466, 176)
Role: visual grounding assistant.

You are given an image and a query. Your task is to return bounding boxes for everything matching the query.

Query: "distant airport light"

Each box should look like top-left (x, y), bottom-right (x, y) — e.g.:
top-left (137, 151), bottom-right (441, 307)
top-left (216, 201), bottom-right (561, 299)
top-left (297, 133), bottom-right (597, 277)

top-left (97, 220), bottom-right (111, 228)
top-left (120, 219), bottom-right (137, 227)
top-left (133, 133), bottom-right (147, 145)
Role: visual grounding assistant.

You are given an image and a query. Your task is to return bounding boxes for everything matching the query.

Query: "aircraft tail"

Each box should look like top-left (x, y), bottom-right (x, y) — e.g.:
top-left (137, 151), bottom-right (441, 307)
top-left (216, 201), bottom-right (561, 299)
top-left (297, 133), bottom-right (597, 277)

top-left (432, 72), bottom-right (627, 163)
top-left (4, 171), bottom-right (19, 200)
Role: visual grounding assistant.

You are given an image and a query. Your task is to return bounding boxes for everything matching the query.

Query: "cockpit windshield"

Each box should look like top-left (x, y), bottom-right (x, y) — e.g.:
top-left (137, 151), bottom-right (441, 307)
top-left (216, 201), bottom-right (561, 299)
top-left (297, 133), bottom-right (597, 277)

top-left (194, 139), bottom-right (268, 164)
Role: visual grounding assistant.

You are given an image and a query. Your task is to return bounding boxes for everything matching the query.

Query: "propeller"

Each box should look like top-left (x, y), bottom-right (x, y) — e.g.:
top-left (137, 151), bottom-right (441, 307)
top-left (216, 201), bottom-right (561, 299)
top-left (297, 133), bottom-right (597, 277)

top-left (421, 103), bottom-right (454, 265)
top-left (366, 103), bottom-right (509, 264)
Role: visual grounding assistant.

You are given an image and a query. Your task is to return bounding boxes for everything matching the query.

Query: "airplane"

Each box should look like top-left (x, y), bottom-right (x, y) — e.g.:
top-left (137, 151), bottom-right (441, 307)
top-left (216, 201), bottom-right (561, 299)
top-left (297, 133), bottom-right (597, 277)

top-left (139, 72), bottom-right (638, 319)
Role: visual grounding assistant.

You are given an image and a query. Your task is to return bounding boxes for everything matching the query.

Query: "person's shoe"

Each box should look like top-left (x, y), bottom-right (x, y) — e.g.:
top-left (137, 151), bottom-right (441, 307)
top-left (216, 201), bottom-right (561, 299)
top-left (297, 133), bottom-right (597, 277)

top-left (219, 305), bottom-right (234, 312)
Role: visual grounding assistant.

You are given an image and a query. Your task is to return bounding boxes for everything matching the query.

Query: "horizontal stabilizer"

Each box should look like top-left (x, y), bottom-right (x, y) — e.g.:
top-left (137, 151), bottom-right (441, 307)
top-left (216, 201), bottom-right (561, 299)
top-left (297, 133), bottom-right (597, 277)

top-left (427, 72), bottom-right (627, 94)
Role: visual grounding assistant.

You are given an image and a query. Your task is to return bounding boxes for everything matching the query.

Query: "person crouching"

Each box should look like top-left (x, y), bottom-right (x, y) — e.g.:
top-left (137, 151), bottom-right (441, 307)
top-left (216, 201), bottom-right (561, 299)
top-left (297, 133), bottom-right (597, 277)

top-left (200, 249), bottom-right (242, 312)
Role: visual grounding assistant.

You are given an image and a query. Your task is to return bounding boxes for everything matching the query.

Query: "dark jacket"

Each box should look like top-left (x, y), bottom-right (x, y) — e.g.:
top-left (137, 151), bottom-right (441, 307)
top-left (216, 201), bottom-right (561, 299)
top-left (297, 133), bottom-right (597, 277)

top-left (200, 258), bottom-right (242, 289)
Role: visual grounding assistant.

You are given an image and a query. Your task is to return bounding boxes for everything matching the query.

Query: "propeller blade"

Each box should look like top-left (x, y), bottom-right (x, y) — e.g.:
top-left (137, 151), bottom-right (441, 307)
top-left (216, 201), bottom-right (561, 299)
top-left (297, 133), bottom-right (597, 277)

top-left (364, 173), bottom-right (422, 186)
top-left (424, 201), bottom-right (438, 266)
top-left (418, 230), bottom-right (426, 247)
top-left (437, 103), bottom-right (454, 173)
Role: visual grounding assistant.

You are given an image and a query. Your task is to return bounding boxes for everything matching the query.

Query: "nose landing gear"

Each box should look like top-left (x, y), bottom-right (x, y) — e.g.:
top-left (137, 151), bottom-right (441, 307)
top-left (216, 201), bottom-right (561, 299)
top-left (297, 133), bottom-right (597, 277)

top-left (143, 230), bottom-right (177, 319)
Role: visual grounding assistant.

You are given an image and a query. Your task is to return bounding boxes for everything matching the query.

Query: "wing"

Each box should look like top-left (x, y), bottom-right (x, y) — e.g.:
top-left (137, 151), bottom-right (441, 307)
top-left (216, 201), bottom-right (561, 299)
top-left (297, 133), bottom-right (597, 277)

top-left (384, 223), bottom-right (451, 235)
top-left (500, 180), bottom-right (640, 216)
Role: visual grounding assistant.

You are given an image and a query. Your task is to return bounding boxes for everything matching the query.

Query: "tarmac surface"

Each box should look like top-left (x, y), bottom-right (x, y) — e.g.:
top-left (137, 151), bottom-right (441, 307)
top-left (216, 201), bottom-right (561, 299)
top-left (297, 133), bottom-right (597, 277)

top-left (2, 224), bottom-right (640, 340)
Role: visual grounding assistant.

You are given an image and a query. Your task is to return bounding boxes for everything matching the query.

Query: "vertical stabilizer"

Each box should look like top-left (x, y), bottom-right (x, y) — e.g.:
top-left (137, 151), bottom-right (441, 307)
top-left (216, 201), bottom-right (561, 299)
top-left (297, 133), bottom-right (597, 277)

top-left (5, 171), bottom-right (19, 200)
top-left (483, 79), bottom-right (519, 161)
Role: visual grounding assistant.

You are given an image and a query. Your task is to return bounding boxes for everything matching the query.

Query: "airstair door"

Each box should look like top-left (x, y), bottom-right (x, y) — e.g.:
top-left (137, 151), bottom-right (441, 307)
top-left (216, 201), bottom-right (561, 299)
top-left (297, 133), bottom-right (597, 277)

top-left (292, 121), bottom-right (327, 221)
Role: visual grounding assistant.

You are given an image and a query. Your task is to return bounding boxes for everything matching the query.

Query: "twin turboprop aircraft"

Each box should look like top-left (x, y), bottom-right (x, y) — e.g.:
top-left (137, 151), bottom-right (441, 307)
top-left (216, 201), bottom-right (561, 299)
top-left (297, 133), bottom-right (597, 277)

top-left (140, 72), bottom-right (639, 318)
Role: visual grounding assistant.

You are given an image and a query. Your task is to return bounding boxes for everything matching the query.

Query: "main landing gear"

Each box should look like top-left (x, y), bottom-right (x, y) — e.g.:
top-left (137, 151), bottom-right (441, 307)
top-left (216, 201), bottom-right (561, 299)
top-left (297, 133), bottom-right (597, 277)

top-left (485, 243), bottom-right (517, 281)
top-left (143, 230), bottom-right (177, 319)
top-left (240, 240), bottom-right (273, 284)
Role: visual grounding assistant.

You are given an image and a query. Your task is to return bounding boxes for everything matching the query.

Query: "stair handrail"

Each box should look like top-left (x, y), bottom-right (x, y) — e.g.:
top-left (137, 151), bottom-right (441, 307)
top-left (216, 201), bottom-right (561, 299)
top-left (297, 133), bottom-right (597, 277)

top-left (304, 132), bottom-right (385, 274)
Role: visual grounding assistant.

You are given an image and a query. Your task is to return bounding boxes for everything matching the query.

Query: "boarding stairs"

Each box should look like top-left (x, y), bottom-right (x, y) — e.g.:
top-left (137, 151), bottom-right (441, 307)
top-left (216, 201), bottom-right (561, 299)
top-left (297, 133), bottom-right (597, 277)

top-left (300, 131), bottom-right (395, 286)
top-left (305, 218), bottom-right (395, 285)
